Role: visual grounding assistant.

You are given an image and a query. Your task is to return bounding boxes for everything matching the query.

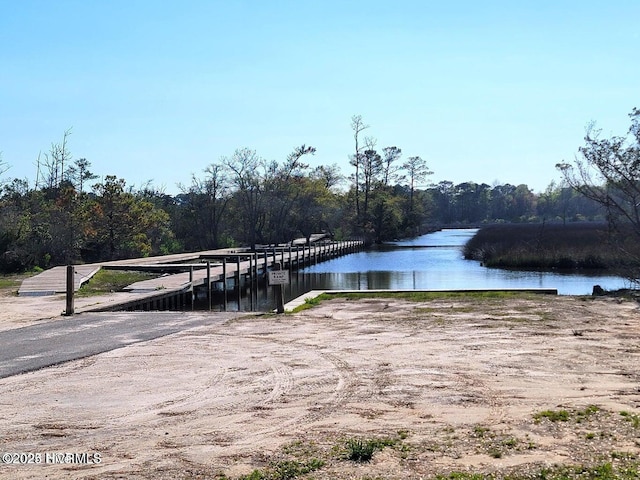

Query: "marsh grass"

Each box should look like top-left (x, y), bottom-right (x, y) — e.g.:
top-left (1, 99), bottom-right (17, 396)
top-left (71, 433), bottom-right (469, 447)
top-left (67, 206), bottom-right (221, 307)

top-left (464, 223), bottom-right (640, 274)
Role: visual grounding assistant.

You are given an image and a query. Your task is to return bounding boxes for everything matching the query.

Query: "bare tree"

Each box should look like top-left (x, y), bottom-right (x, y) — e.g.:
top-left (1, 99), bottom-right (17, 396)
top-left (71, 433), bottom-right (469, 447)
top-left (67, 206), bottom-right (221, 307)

top-left (557, 109), bottom-right (640, 235)
top-left (557, 108), bottom-right (640, 277)
top-left (223, 148), bottom-right (265, 248)
top-left (40, 128), bottom-right (73, 189)
top-left (349, 115), bottom-right (369, 224)
top-left (0, 152), bottom-right (9, 183)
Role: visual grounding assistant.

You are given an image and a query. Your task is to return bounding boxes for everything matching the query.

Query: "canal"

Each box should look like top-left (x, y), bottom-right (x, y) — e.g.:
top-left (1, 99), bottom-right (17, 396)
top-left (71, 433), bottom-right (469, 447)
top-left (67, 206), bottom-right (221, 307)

top-left (212, 228), bottom-right (631, 311)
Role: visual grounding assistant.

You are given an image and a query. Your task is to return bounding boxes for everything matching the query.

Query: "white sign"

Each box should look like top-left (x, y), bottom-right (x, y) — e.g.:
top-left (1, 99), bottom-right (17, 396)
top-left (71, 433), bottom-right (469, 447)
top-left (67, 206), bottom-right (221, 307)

top-left (268, 270), bottom-right (290, 285)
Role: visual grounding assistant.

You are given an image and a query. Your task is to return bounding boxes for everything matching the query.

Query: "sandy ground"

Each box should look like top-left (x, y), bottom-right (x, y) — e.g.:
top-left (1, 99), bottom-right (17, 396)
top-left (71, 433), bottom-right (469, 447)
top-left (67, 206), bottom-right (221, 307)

top-left (0, 291), bottom-right (639, 479)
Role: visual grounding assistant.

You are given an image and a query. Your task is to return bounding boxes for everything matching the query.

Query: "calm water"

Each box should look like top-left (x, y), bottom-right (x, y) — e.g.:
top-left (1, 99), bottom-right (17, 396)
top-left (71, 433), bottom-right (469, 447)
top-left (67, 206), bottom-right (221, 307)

top-left (213, 228), bottom-right (631, 311)
top-left (296, 228), bottom-right (630, 296)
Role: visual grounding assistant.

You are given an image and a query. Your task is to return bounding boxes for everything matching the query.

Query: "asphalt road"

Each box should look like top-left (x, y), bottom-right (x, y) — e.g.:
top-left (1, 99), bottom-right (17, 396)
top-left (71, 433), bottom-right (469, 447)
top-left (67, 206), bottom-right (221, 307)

top-left (0, 311), bottom-right (250, 379)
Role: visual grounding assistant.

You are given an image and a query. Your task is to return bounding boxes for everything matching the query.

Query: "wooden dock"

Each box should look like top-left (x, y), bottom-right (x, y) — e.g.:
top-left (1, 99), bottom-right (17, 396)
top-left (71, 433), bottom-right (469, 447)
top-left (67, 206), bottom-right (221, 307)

top-left (17, 249), bottom-right (231, 296)
top-left (18, 240), bottom-right (364, 312)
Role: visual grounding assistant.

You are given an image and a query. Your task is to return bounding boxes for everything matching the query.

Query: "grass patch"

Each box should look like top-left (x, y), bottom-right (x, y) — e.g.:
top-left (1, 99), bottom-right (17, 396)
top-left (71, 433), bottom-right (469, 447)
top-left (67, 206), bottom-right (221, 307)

top-left (533, 405), bottom-right (602, 425)
top-left (0, 277), bottom-right (21, 291)
top-left (436, 460), bottom-right (640, 479)
top-left (337, 290), bottom-right (524, 301)
top-left (436, 474), bottom-right (486, 480)
top-left (289, 290), bottom-right (534, 312)
top-left (216, 421), bottom-right (640, 480)
top-left (533, 405), bottom-right (601, 424)
top-left (0, 272), bottom-right (34, 295)
top-left (288, 295), bottom-right (324, 313)
top-left (76, 269), bottom-right (158, 297)
top-left (576, 404), bottom-right (600, 422)
top-left (236, 458), bottom-right (325, 480)
top-left (470, 425), bottom-right (522, 459)
top-left (620, 411), bottom-right (640, 428)
top-left (533, 405), bottom-right (601, 428)
top-left (473, 425), bottom-right (491, 437)
top-left (534, 409), bottom-right (571, 423)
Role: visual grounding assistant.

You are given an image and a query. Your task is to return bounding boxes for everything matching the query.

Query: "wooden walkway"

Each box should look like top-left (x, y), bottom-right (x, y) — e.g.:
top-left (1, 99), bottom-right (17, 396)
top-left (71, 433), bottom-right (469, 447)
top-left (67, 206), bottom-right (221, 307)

top-left (18, 241), bottom-right (364, 311)
top-left (17, 249), bottom-right (229, 296)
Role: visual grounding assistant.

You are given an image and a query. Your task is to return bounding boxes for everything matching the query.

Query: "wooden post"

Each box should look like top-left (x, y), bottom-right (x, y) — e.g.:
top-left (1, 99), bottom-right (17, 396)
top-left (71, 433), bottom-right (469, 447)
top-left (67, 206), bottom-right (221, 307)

top-left (263, 250), bottom-right (269, 302)
top-left (273, 263), bottom-right (285, 314)
top-left (189, 265), bottom-right (194, 311)
top-left (254, 252), bottom-right (259, 308)
top-left (236, 256), bottom-right (242, 311)
top-left (64, 265), bottom-right (74, 316)
top-left (206, 261), bottom-right (211, 311)
top-left (249, 254), bottom-right (254, 311)
top-left (222, 257), bottom-right (228, 312)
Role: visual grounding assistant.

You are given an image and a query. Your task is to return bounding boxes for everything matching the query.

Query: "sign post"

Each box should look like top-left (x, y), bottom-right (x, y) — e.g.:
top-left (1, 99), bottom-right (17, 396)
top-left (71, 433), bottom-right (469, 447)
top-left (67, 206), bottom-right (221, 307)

top-left (268, 263), bottom-right (289, 313)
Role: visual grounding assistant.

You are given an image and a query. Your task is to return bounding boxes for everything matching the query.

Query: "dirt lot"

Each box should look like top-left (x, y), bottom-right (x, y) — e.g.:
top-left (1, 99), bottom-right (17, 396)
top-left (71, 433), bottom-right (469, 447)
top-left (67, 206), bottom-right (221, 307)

top-left (0, 292), bottom-right (639, 479)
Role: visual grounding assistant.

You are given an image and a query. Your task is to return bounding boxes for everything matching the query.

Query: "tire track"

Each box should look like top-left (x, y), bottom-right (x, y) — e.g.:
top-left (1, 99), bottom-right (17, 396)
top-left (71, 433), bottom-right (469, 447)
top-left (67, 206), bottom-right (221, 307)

top-left (209, 333), bottom-right (360, 445)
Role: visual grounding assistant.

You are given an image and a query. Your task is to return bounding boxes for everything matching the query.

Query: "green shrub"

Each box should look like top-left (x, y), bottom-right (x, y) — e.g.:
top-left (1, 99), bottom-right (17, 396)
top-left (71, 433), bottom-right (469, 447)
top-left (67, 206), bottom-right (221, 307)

top-left (534, 409), bottom-right (570, 423)
top-left (344, 438), bottom-right (377, 462)
top-left (343, 436), bottom-right (399, 462)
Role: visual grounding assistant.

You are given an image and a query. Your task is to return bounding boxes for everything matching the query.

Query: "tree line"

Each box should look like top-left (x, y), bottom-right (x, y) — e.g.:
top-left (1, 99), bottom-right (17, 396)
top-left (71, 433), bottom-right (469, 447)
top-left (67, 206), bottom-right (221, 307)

top-left (0, 117), bottom-right (607, 274)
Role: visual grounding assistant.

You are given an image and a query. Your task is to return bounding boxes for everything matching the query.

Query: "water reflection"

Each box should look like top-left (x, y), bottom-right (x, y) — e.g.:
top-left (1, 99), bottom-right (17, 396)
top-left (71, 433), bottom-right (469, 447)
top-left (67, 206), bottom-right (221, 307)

top-left (299, 228), bottom-right (630, 295)
top-left (211, 228), bottom-right (631, 311)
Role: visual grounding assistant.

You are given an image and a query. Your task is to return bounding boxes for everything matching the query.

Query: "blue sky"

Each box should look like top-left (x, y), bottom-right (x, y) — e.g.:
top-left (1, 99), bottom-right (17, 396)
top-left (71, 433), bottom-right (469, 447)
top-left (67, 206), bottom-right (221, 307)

top-left (1, 1), bottom-right (638, 194)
